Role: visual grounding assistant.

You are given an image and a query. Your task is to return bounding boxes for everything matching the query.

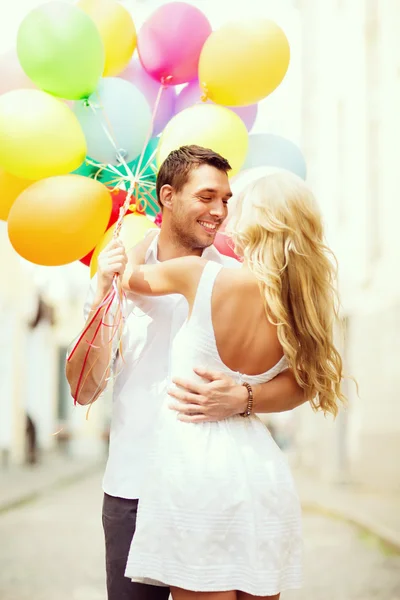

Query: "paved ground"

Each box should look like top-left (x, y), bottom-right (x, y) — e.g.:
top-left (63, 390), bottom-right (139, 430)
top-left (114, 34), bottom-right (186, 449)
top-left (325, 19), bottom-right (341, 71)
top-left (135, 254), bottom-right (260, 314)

top-left (0, 472), bottom-right (399, 600)
top-left (0, 472), bottom-right (105, 600)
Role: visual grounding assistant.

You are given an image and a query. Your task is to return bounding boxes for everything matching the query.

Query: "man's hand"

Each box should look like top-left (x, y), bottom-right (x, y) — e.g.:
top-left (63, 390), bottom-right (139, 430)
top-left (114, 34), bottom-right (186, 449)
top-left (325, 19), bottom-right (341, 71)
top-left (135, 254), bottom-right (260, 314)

top-left (96, 238), bottom-right (128, 299)
top-left (168, 367), bottom-right (248, 423)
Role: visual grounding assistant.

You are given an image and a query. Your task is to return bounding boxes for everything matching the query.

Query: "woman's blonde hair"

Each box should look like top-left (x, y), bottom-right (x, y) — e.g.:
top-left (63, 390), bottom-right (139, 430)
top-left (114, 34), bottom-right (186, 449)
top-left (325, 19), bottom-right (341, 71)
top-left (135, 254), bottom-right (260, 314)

top-left (228, 171), bottom-right (345, 417)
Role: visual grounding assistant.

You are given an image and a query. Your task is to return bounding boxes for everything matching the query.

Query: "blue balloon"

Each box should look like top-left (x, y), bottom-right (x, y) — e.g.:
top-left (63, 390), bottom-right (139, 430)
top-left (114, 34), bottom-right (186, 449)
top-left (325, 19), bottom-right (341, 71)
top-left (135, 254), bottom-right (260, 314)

top-left (243, 134), bottom-right (307, 180)
top-left (73, 77), bottom-right (152, 165)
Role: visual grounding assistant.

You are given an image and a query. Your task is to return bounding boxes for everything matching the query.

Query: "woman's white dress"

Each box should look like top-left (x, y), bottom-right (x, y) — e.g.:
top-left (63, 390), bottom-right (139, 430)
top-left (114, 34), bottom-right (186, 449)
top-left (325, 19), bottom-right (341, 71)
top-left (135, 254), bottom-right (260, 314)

top-left (125, 261), bottom-right (303, 595)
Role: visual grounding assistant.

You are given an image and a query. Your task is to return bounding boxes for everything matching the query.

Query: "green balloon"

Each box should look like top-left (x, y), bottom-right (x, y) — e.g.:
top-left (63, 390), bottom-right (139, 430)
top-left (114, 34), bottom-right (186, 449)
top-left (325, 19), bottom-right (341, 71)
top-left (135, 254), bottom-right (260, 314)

top-left (17, 1), bottom-right (105, 100)
top-left (128, 138), bottom-right (160, 217)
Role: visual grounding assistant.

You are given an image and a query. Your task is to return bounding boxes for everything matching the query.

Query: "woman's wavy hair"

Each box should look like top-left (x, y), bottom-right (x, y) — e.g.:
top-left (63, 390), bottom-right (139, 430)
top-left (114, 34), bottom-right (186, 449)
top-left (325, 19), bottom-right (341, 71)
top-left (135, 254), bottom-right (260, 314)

top-left (228, 171), bottom-right (346, 417)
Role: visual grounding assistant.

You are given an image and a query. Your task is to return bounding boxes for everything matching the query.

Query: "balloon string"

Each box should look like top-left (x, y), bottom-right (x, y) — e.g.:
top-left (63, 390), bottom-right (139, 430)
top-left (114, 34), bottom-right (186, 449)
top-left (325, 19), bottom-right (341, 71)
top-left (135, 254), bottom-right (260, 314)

top-left (200, 82), bottom-right (209, 103)
top-left (84, 104), bottom-right (134, 248)
top-left (83, 296), bottom-right (126, 420)
top-left (88, 76), bottom-right (168, 231)
top-left (67, 288), bottom-right (115, 362)
top-left (69, 285), bottom-right (126, 408)
top-left (133, 77), bottom-right (170, 182)
top-left (72, 293), bottom-right (115, 406)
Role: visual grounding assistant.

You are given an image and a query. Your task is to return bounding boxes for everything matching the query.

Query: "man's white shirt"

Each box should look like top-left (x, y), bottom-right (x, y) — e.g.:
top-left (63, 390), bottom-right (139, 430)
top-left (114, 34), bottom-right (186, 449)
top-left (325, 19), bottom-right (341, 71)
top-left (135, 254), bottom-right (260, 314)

top-left (83, 233), bottom-right (239, 499)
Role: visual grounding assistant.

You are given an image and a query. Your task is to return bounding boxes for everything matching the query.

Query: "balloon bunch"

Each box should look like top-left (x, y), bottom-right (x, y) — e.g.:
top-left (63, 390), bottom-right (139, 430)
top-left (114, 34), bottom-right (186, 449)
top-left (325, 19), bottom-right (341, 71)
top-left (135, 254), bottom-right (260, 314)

top-left (0, 0), bottom-right (304, 406)
top-left (0, 0), bottom-right (299, 268)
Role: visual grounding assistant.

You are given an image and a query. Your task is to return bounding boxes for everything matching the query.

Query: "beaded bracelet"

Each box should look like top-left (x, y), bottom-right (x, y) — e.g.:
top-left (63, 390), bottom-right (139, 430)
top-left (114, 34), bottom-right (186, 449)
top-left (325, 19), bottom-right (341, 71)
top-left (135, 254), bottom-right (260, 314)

top-left (240, 382), bottom-right (254, 417)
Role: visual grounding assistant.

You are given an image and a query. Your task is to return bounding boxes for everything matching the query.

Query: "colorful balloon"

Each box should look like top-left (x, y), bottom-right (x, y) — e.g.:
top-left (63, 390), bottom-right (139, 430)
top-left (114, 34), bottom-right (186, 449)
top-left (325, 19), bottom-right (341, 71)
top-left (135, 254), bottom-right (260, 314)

top-left (138, 2), bottom-right (211, 85)
top-left (8, 175), bottom-right (112, 266)
top-left (0, 90), bottom-right (86, 180)
top-left (77, 0), bottom-right (137, 77)
top-left (120, 58), bottom-right (176, 136)
top-left (175, 80), bottom-right (258, 131)
top-left (127, 138), bottom-right (160, 218)
top-left (230, 166), bottom-right (288, 196)
top-left (157, 104), bottom-right (248, 177)
top-left (72, 139), bottom-right (160, 218)
top-left (73, 77), bottom-right (152, 165)
top-left (243, 134), bottom-right (307, 180)
top-left (90, 212), bottom-right (157, 277)
top-left (199, 19), bottom-right (290, 106)
top-left (17, 1), bottom-right (104, 100)
top-left (0, 168), bottom-right (32, 221)
top-left (214, 231), bottom-right (240, 261)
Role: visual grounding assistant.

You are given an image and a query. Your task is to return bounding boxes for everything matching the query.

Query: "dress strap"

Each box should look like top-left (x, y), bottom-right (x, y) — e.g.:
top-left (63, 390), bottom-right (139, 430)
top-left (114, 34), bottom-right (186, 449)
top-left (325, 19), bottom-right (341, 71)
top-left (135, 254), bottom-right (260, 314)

top-left (190, 261), bottom-right (223, 325)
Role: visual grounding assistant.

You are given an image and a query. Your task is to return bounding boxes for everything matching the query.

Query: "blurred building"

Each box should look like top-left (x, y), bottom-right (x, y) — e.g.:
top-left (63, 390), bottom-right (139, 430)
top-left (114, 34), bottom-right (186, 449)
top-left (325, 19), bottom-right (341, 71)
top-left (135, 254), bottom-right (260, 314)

top-left (292, 0), bottom-right (400, 491)
top-left (0, 223), bottom-right (108, 468)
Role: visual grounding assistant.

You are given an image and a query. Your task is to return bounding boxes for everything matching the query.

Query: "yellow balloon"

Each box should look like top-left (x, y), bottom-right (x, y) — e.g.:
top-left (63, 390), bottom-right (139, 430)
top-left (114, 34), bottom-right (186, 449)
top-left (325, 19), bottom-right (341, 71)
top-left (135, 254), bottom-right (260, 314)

top-left (8, 175), bottom-right (111, 266)
top-left (199, 19), bottom-right (290, 107)
top-left (0, 89), bottom-right (86, 180)
top-left (77, 0), bottom-right (137, 77)
top-left (156, 104), bottom-right (248, 177)
top-left (90, 212), bottom-right (157, 278)
top-left (0, 167), bottom-right (32, 221)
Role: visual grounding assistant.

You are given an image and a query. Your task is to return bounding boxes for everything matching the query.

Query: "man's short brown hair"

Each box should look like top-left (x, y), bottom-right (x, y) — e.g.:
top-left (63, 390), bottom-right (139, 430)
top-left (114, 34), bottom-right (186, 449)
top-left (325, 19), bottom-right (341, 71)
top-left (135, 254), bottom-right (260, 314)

top-left (156, 145), bottom-right (232, 208)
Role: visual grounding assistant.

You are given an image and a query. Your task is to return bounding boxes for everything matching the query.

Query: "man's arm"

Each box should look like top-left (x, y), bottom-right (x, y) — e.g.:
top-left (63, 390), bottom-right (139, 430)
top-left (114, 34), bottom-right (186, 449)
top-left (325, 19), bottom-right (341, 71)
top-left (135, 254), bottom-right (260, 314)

top-left (168, 367), bottom-right (307, 423)
top-left (66, 290), bottom-right (115, 406)
top-left (65, 239), bottom-right (127, 406)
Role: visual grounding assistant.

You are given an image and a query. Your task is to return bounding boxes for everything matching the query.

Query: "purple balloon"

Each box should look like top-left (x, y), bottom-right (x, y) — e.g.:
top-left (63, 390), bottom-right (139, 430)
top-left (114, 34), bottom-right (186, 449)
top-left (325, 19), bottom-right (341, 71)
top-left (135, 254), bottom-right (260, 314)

top-left (120, 58), bottom-right (176, 136)
top-left (138, 2), bottom-right (212, 86)
top-left (175, 80), bottom-right (258, 131)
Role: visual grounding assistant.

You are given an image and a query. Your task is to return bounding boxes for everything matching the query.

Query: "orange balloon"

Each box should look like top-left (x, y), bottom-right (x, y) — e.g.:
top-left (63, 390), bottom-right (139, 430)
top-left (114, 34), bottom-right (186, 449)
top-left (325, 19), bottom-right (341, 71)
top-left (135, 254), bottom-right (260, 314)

top-left (90, 212), bottom-right (157, 277)
top-left (0, 167), bottom-right (32, 221)
top-left (8, 175), bottom-right (112, 266)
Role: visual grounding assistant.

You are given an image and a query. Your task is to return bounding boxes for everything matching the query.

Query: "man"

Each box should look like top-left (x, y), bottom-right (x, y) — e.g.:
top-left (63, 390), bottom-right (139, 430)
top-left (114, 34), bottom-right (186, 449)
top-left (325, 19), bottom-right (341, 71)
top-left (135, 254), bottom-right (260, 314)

top-left (66, 145), bottom-right (306, 600)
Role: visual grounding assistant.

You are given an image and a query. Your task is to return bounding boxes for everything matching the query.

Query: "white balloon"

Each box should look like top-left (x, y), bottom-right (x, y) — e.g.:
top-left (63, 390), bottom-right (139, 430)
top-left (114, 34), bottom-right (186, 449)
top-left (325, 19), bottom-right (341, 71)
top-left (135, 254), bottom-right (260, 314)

top-left (231, 165), bottom-right (287, 196)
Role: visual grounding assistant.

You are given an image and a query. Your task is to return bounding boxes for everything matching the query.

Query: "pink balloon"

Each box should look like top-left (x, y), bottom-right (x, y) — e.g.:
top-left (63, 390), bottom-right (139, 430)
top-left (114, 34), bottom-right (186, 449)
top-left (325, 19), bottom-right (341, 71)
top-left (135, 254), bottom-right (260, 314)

top-left (175, 80), bottom-right (258, 131)
top-left (0, 49), bottom-right (36, 95)
top-left (138, 2), bottom-right (212, 86)
top-left (214, 232), bottom-right (240, 261)
top-left (120, 58), bottom-right (176, 136)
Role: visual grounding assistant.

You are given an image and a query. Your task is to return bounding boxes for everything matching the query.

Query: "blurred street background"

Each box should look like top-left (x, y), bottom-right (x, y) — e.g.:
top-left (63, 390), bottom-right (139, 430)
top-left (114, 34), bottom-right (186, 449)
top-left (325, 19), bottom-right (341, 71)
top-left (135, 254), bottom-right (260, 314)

top-left (1, 0), bottom-right (400, 599)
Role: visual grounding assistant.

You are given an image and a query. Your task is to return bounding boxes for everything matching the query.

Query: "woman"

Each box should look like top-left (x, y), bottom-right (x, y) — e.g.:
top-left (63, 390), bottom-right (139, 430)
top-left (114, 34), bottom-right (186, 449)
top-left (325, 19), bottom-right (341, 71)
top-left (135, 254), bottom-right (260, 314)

top-left (122, 172), bottom-right (345, 600)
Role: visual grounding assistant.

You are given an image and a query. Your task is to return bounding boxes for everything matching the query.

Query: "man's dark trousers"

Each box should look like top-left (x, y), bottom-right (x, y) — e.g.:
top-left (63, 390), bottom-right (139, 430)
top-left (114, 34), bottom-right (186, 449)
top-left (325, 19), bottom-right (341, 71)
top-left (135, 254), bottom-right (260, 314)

top-left (103, 493), bottom-right (171, 600)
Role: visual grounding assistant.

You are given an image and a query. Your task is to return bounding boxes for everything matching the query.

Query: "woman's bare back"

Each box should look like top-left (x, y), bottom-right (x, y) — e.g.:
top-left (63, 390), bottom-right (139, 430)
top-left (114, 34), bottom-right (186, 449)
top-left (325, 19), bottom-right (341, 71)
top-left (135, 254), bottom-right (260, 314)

top-left (209, 267), bottom-right (284, 376)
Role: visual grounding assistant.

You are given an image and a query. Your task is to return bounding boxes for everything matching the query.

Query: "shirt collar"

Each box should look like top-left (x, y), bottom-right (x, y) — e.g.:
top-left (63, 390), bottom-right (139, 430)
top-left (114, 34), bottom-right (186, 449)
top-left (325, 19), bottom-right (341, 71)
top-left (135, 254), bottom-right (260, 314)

top-left (144, 230), bottom-right (223, 264)
top-left (145, 230), bottom-right (160, 264)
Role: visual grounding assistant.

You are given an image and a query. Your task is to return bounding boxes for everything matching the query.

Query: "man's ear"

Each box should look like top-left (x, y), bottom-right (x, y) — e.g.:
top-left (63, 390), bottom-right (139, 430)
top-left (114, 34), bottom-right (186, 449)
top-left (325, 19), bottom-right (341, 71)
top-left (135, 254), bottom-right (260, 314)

top-left (159, 184), bottom-right (174, 211)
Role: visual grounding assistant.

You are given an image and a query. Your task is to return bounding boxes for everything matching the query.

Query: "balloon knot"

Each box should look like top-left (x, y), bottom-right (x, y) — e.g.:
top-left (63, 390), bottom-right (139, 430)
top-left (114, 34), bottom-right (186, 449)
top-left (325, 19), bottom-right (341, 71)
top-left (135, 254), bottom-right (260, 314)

top-left (161, 75), bottom-right (173, 88)
top-left (117, 149), bottom-right (128, 163)
top-left (200, 83), bottom-right (209, 103)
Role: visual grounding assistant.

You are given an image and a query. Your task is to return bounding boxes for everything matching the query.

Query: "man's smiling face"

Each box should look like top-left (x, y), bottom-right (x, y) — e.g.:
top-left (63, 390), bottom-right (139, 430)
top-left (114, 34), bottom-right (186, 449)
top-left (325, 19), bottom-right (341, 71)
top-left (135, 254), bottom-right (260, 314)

top-left (169, 163), bottom-right (232, 250)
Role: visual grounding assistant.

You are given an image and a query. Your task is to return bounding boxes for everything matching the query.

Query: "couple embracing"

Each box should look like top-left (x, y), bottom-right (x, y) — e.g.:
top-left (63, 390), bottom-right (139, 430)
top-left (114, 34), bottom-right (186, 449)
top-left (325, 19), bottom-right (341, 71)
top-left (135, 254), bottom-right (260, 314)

top-left (67, 145), bottom-right (344, 600)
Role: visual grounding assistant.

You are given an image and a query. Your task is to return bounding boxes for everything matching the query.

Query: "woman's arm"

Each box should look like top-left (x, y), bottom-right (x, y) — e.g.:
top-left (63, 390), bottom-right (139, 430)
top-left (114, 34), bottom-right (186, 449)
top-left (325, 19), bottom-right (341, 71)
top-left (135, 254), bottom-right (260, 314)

top-left (122, 251), bottom-right (206, 300)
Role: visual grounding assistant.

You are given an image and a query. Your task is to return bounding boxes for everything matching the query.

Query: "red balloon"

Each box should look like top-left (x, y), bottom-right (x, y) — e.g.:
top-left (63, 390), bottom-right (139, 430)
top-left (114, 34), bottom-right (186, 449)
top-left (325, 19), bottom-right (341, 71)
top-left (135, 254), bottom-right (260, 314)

top-left (214, 232), bottom-right (240, 261)
top-left (80, 188), bottom-right (145, 266)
